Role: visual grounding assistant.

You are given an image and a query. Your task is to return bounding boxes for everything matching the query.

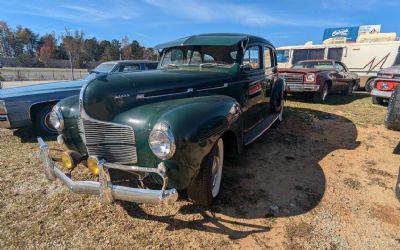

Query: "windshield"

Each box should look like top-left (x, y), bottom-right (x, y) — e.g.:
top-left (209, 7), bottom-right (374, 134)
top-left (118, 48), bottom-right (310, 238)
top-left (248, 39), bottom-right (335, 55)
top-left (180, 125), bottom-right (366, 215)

top-left (85, 62), bottom-right (116, 80)
top-left (292, 61), bottom-right (334, 69)
top-left (160, 45), bottom-right (238, 68)
top-left (276, 49), bottom-right (289, 63)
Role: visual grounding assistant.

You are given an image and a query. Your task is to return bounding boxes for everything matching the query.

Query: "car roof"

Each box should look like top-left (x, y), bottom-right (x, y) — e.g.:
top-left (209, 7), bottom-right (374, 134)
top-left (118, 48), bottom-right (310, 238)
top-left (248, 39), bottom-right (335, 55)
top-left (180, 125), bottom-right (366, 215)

top-left (102, 60), bottom-right (158, 64)
top-left (154, 33), bottom-right (273, 50)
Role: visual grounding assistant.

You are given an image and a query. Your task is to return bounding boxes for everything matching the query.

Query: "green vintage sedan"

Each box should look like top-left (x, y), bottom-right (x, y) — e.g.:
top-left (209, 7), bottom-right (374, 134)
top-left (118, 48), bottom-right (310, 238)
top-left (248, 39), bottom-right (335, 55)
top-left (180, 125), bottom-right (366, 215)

top-left (37, 33), bottom-right (285, 207)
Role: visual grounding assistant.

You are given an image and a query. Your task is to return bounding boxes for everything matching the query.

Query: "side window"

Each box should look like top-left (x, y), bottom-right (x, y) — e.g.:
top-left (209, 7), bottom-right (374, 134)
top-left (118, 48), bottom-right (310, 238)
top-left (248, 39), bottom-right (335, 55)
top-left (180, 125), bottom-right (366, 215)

top-left (204, 54), bottom-right (215, 63)
top-left (276, 50), bottom-right (289, 63)
top-left (146, 63), bottom-right (158, 70)
top-left (189, 51), bottom-right (202, 64)
top-left (264, 46), bottom-right (274, 69)
top-left (162, 48), bottom-right (184, 65)
top-left (335, 62), bottom-right (345, 72)
top-left (119, 64), bottom-right (140, 72)
top-left (242, 46), bottom-right (261, 70)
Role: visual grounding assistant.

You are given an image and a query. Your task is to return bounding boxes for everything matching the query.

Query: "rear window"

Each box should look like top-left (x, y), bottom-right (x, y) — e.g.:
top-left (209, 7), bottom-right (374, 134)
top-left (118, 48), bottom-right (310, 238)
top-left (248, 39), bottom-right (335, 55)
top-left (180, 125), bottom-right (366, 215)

top-left (292, 49), bottom-right (324, 64)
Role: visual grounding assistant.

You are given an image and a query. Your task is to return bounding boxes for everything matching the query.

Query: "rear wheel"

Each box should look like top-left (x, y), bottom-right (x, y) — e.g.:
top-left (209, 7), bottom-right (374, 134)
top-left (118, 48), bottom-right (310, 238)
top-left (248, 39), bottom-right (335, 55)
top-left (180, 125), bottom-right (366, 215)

top-left (313, 83), bottom-right (328, 103)
top-left (341, 82), bottom-right (353, 96)
top-left (385, 85), bottom-right (400, 131)
top-left (372, 96), bottom-right (385, 105)
top-left (187, 138), bottom-right (224, 207)
top-left (34, 105), bottom-right (57, 135)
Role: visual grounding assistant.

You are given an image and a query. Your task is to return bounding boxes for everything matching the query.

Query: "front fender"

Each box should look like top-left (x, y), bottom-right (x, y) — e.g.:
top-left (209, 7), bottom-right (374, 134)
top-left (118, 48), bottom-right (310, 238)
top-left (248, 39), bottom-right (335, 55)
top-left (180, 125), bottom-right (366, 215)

top-left (112, 95), bottom-right (242, 189)
top-left (57, 95), bottom-right (87, 155)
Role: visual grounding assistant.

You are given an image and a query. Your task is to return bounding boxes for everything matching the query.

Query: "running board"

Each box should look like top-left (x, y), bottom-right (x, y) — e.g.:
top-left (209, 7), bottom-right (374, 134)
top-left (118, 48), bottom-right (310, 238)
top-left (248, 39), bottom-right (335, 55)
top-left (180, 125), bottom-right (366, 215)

top-left (243, 113), bottom-right (280, 146)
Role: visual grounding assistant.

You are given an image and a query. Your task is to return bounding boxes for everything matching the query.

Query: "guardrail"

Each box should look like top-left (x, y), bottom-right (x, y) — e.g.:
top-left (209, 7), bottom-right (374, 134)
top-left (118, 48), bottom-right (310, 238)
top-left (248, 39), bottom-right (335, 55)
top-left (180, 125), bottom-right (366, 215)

top-left (0, 67), bottom-right (88, 81)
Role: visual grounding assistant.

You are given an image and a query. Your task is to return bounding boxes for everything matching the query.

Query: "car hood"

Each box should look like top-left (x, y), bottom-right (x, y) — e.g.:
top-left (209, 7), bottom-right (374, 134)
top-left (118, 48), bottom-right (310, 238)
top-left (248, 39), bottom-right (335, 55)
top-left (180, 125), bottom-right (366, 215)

top-left (278, 68), bottom-right (328, 74)
top-left (82, 69), bottom-right (234, 121)
top-left (0, 79), bottom-right (87, 99)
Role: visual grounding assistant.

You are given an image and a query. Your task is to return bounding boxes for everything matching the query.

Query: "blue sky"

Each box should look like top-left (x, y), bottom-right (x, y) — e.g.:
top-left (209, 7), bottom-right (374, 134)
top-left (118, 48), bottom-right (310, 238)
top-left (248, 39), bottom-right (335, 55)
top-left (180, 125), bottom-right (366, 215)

top-left (0, 0), bottom-right (399, 48)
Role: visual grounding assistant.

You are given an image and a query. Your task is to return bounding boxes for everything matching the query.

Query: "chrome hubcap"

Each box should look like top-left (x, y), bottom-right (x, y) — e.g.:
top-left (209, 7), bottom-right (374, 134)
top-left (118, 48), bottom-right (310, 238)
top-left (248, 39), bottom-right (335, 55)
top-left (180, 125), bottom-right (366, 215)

top-left (211, 139), bottom-right (224, 197)
top-left (44, 112), bottom-right (56, 132)
top-left (322, 86), bottom-right (328, 100)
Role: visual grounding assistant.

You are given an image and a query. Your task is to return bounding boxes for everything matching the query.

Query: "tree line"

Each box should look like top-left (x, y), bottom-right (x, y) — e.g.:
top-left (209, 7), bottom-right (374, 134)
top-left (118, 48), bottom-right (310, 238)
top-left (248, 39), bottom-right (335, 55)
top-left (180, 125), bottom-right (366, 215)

top-left (0, 21), bottom-right (158, 68)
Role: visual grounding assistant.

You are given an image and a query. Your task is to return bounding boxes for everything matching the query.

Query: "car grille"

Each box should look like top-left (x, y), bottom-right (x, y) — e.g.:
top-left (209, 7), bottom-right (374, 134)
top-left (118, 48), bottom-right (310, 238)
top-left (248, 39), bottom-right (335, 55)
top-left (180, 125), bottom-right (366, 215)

top-left (280, 73), bottom-right (304, 83)
top-left (80, 117), bottom-right (137, 164)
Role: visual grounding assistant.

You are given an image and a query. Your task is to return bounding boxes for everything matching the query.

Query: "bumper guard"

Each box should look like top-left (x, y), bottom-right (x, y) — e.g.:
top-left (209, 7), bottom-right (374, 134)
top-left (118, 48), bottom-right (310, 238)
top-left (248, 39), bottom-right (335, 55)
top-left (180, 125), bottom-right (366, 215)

top-left (37, 137), bottom-right (178, 205)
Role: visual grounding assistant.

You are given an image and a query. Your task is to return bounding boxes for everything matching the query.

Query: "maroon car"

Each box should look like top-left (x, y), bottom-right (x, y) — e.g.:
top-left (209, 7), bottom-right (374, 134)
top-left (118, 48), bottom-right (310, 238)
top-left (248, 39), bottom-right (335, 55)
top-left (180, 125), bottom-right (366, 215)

top-left (279, 60), bottom-right (359, 103)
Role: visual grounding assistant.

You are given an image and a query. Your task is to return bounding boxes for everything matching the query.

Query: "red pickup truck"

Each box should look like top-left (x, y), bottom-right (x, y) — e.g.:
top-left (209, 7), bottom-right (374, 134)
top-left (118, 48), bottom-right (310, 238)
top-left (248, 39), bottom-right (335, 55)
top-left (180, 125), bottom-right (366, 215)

top-left (279, 60), bottom-right (359, 103)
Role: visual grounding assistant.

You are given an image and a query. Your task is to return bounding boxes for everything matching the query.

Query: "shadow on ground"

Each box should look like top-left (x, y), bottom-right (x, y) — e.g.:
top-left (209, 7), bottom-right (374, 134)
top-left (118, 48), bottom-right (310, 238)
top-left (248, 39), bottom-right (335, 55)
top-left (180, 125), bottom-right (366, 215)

top-left (287, 91), bottom-right (370, 105)
top-left (120, 106), bottom-right (360, 237)
top-left (12, 126), bottom-right (56, 143)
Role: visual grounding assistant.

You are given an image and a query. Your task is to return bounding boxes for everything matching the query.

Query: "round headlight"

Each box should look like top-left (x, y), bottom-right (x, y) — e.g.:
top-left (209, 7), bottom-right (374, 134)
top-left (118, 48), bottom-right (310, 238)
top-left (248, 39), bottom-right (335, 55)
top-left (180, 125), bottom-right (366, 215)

top-left (49, 105), bottom-right (64, 131)
top-left (149, 122), bottom-right (176, 160)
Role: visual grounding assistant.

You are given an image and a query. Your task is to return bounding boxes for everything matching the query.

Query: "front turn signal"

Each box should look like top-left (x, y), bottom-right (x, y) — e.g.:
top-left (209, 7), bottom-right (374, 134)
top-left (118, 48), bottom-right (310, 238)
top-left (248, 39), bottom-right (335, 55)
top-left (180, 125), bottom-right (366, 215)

top-left (87, 156), bottom-right (100, 176)
top-left (61, 151), bottom-right (81, 170)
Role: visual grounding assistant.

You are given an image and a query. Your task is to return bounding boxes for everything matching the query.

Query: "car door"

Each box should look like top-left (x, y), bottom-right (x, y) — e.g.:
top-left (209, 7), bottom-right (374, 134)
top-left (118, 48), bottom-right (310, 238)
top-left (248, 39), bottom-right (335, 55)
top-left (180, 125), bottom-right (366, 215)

top-left (263, 45), bottom-right (277, 119)
top-left (240, 45), bottom-right (266, 132)
top-left (334, 62), bottom-right (350, 90)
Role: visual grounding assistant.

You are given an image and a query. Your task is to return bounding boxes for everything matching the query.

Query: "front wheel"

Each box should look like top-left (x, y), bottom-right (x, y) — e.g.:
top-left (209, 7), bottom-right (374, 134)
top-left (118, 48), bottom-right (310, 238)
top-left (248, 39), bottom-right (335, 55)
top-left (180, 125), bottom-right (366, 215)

top-left (313, 83), bottom-right (328, 103)
top-left (187, 138), bottom-right (224, 207)
top-left (34, 105), bottom-right (58, 136)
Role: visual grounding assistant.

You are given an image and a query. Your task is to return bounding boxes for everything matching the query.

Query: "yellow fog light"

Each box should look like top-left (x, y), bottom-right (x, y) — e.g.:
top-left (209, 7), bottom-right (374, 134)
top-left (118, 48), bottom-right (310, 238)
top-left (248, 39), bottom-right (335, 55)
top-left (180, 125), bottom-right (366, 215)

top-left (87, 156), bottom-right (99, 175)
top-left (61, 151), bottom-right (81, 170)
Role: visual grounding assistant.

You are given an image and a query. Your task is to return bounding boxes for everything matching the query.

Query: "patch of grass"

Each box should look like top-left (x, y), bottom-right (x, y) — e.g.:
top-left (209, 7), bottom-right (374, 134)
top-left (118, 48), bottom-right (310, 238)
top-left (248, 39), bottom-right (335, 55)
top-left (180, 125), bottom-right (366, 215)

top-left (343, 178), bottom-right (361, 190)
top-left (285, 221), bottom-right (315, 249)
top-left (285, 92), bottom-right (387, 127)
top-left (367, 168), bottom-right (393, 178)
top-left (368, 177), bottom-right (389, 189)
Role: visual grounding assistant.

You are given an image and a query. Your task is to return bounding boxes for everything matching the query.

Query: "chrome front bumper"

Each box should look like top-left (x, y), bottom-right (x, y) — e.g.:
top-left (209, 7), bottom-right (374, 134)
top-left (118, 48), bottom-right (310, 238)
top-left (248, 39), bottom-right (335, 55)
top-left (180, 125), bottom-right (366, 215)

top-left (286, 83), bottom-right (320, 92)
top-left (370, 89), bottom-right (393, 99)
top-left (37, 137), bottom-right (178, 205)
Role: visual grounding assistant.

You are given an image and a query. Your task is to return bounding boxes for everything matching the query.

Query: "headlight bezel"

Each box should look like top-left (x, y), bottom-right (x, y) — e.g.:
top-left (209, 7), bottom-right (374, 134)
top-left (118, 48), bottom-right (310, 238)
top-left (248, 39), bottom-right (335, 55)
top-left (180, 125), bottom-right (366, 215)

top-left (304, 73), bottom-right (316, 83)
top-left (49, 105), bottom-right (64, 131)
top-left (148, 122), bottom-right (176, 160)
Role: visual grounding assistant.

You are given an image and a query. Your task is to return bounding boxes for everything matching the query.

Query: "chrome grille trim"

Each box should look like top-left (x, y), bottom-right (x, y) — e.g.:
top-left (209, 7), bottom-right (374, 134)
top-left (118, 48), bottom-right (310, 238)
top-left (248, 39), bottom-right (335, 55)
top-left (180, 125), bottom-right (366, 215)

top-left (81, 117), bottom-right (137, 164)
top-left (280, 73), bottom-right (304, 83)
top-left (78, 81), bottom-right (137, 164)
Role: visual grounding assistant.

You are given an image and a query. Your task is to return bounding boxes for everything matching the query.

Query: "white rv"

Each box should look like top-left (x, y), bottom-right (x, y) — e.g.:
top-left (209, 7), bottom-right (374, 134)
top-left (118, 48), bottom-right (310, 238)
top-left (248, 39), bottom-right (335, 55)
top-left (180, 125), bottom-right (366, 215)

top-left (277, 40), bottom-right (400, 90)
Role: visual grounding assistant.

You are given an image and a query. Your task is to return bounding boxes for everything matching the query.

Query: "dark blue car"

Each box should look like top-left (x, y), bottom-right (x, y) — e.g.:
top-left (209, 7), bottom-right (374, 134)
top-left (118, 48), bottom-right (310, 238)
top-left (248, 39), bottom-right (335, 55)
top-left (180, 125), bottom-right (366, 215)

top-left (0, 60), bottom-right (158, 134)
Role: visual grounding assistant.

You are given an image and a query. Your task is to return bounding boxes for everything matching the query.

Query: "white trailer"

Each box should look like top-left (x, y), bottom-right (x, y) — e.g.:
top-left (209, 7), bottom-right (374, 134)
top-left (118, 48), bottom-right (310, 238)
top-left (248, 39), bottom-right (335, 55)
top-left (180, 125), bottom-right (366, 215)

top-left (277, 41), bottom-right (400, 89)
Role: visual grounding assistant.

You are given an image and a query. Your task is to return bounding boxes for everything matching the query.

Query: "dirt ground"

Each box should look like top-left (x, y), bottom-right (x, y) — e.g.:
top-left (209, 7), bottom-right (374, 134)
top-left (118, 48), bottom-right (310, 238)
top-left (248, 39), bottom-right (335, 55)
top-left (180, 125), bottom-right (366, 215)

top-left (0, 92), bottom-right (399, 249)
